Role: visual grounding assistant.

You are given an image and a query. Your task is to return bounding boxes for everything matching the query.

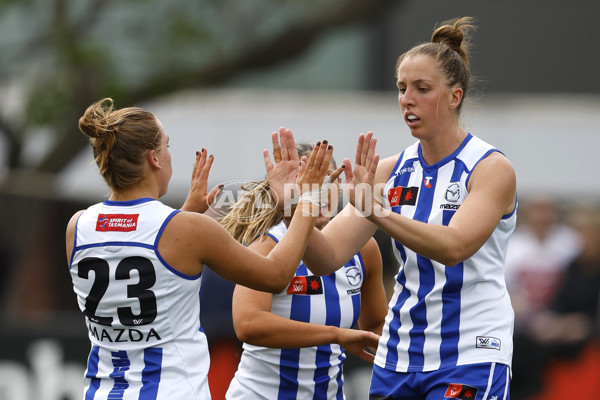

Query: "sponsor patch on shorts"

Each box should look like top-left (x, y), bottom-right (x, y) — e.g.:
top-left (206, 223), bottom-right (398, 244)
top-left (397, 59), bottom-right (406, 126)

top-left (444, 383), bottom-right (479, 399)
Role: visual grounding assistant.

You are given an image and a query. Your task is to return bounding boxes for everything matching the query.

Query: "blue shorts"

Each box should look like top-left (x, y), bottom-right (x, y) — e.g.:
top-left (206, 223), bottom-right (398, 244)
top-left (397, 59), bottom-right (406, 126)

top-left (369, 362), bottom-right (510, 400)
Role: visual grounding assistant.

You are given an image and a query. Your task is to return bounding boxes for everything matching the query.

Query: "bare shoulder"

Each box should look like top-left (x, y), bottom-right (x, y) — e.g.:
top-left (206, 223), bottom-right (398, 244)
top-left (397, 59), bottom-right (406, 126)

top-left (158, 210), bottom-right (227, 272)
top-left (471, 151), bottom-right (516, 188)
top-left (65, 210), bottom-right (85, 261)
top-left (248, 234), bottom-right (278, 257)
top-left (480, 151), bottom-right (515, 171)
top-left (66, 210), bottom-right (85, 233)
top-left (470, 151), bottom-right (517, 214)
top-left (359, 237), bottom-right (381, 257)
top-left (162, 210), bottom-right (224, 241)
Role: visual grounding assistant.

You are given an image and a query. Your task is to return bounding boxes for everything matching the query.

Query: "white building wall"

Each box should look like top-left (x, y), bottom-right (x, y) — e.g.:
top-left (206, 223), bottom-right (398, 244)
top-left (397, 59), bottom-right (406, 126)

top-left (57, 90), bottom-right (600, 204)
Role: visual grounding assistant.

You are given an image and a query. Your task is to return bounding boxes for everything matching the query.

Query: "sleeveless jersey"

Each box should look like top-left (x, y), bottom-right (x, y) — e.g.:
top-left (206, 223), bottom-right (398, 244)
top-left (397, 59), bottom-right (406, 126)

top-left (69, 198), bottom-right (211, 399)
top-left (226, 221), bottom-right (365, 400)
top-left (375, 134), bottom-right (517, 373)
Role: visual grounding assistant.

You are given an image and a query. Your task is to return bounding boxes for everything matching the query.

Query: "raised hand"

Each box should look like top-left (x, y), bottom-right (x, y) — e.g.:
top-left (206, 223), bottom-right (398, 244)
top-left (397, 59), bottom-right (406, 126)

top-left (264, 127), bottom-right (301, 212)
top-left (343, 132), bottom-right (379, 213)
top-left (181, 148), bottom-right (223, 213)
top-left (337, 328), bottom-right (380, 364)
top-left (296, 140), bottom-right (334, 188)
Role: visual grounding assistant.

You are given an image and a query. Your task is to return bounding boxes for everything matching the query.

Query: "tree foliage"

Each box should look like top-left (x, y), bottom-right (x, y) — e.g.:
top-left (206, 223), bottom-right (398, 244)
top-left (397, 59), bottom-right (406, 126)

top-left (0, 0), bottom-right (396, 195)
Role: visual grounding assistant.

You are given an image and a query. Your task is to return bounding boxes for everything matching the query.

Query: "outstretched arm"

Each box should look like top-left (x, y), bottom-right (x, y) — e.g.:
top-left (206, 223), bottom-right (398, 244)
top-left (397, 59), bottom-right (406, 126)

top-left (231, 237), bottom-right (380, 363)
top-left (160, 135), bottom-right (338, 293)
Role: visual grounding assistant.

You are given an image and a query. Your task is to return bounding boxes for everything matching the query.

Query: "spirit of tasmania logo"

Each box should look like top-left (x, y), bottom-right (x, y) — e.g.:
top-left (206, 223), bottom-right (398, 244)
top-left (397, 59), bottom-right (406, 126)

top-left (96, 214), bottom-right (139, 232)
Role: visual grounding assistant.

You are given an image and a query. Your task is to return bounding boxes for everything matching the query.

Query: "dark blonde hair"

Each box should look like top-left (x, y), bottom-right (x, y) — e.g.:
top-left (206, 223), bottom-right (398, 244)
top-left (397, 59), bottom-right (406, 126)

top-left (78, 98), bottom-right (162, 190)
top-left (396, 16), bottom-right (475, 114)
top-left (220, 142), bottom-right (336, 245)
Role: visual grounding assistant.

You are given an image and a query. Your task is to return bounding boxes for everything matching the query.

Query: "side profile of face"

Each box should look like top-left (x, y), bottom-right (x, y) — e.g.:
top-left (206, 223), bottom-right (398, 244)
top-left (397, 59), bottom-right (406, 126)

top-left (154, 118), bottom-right (172, 197)
top-left (396, 54), bottom-right (461, 140)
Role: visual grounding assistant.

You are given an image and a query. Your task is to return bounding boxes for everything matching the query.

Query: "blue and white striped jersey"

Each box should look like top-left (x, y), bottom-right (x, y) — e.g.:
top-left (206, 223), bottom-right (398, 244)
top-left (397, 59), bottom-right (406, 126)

top-left (226, 221), bottom-right (365, 400)
top-left (69, 198), bottom-right (211, 399)
top-left (375, 134), bottom-right (516, 373)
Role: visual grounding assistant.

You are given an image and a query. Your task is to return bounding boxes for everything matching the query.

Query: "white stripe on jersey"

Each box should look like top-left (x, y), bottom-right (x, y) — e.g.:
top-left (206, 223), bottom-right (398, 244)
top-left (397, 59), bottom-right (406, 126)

top-left (375, 134), bottom-right (516, 373)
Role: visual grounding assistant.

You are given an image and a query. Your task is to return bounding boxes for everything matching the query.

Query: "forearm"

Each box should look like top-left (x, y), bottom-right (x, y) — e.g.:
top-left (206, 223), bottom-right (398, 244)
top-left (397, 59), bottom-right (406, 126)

top-left (369, 204), bottom-right (465, 266)
top-left (262, 201), bottom-right (318, 286)
top-left (302, 205), bottom-right (378, 275)
top-left (235, 310), bottom-right (341, 349)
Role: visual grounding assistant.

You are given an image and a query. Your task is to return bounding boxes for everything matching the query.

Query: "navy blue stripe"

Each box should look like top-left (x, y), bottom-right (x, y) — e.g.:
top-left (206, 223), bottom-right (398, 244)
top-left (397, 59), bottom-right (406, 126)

top-left (154, 249), bottom-right (201, 280)
top-left (503, 194), bottom-right (518, 219)
top-left (103, 198), bottom-right (156, 206)
top-left (69, 213), bottom-right (83, 270)
top-left (335, 355), bottom-right (345, 400)
top-left (313, 345), bottom-right (332, 400)
top-left (439, 160), bottom-right (467, 367)
top-left (278, 347), bottom-right (301, 400)
top-left (419, 134), bottom-right (472, 170)
top-left (75, 241), bottom-right (155, 252)
top-left (406, 256), bottom-right (435, 369)
top-left (464, 148), bottom-right (497, 189)
top-left (387, 150), bottom-right (406, 182)
top-left (384, 268), bottom-right (410, 368)
top-left (439, 261), bottom-right (463, 366)
top-left (313, 272), bottom-right (340, 398)
top-left (139, 347), bottom-right (163, 399)
top-left (278, 263), bottom-right (309, 399)
top-left (349, 255), bottom-right (362, 328)
top-left (153, 210), bottom-right (195, 279)
top-left (405, 167), bottom-right (436, 370)
top-left (385, 153), bottom-right (419, 369)
top-left (154, 210), bottom-right (179, 248)
top-left (85, 346), bottom-right (101, 400)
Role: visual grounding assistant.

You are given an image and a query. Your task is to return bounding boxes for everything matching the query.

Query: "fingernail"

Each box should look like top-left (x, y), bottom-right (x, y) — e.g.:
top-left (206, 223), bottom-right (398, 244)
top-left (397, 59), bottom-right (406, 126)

top-left (202, 148), bottom-right (206, 153)
top-left (323, 139), bottom-right (328, 145)
top-left (316, 141), bottom-right (321, 146)
top-left (209, 154), bottom-right (214, 158)
top-left (328, 145), bottom-right (332, 150)
top-left (342, 164), bottom-right (346, 168)
top-left (219, 184), bottom-right (224, 189)
top-left (196, 151), bottom-right (199, 156)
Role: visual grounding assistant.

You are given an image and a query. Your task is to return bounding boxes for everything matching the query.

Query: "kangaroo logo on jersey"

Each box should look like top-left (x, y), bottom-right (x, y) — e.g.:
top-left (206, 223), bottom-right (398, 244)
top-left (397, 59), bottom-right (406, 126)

top-left (388, 186), bottom-right (418, 207)
top-left (96, 214), bottom-right (139, 232)
top-left (287, 276), bottom-right (323, 295)
top-left (445, 183), bottom-right (460, 202)
top-left (444, 383), bottom-right (479, 399)
top-left (345, 265), bottom-right (362, 287)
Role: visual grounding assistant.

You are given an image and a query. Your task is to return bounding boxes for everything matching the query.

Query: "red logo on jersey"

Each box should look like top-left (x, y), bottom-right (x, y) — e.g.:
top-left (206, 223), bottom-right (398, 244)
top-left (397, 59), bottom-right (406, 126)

top-left (424, 176), bottom-right (433, 188)
top-left (388, 186), bottom-right (419, 206)
top-left (96, 214), bottom-right (139, 232)
top-left (287, 276), bottom-right (323, 295)
top-left (444, 383), bottom-right (479, 399)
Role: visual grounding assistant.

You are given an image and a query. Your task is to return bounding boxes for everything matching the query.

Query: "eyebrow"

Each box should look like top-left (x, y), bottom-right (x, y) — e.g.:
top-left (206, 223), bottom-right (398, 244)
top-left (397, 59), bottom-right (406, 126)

top-left (397, 78), bottom-right (433, 86)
